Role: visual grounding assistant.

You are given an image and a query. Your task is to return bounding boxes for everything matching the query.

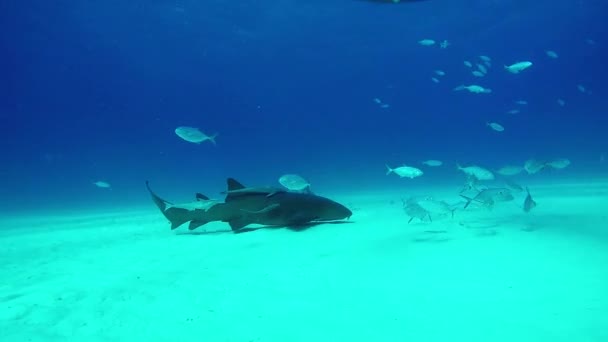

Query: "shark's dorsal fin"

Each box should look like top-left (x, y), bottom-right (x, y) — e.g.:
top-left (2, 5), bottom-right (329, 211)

top-left (226, 178), bottom-right (247, 201)
top-left (227, 178), bottom-right (246, 191)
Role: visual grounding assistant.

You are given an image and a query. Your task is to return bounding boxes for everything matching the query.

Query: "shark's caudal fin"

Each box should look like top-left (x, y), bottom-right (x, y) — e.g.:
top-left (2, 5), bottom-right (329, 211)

top-left (385, 165), bottom-right (393, 175)
top-left (146, 181), bottom-right (172, 212)
top-left (146, 181), bottom-right (192, 230)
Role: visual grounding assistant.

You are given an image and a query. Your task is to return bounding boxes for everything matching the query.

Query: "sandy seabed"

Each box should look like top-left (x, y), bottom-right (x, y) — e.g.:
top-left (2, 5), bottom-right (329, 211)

top-left (1, 181), bottom-right (608, 341)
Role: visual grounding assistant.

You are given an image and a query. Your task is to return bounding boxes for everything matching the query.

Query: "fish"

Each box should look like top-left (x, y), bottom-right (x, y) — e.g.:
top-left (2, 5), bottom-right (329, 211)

top-left (453, 84), bottom-right (492, 94)
top-left (496, 165), bottom-right (524, 176)
top-left (523, 187), bottom-right (537, 213)
top-left (524, 159), bottom-right (548, 174)
top-left (506, 109), bottom-right (520, 115)
top-left (457, 165), bottom-right (495, 180)
top-left (416, 197), bottom-right (457, 219)
top-left (463, 61), bottom-right (473, 68)
top-left (166, 194), bottom-right (220, 212)
top-left (557, 98), bottom-right (566, 107)
top-left (147, 179), bottom-right (352, 232)
top-left (439, 40), bottom-right (450, 49)
top-left (577, 84), bottom-right (587, 93)
top-left (503, 178), bottom-right (524, 193)
top-left (515, 100), bottom-right (528, 105)
top-left (386, 164), bottom-right (424, 179)
top-left (421, 159), bottom-right (443, 167)
top-left (418, 39), bottom-right (436, 46)
top-left (175, 126), bottom-right (218, 145)
top-left (460, 188), bottom-right (514, 209)
top-left (545, 50), bottom-right (558, 59)
top-left (278, 174), bottom-right (311, 192)
top-left (477, 63), bottom-right (488, 74)
top-left (505, 61), bottom-right (533, 74)
top-left (402, 198), bottom-right (432, 223)
top-left (431, 77), bottom-right (440, 83)
top-left (479, 55), bottom-right (491, 62)
top-left (434, 70), bottom-right (446, 76)
top-left (487, 122), bottom-right (504, 132)
top-left (472, 71), bottom-right (485, 77)
top-left (460, 174), bottom-right (480, 193)
top-left (93, 181), bottom-right (111, 188)
top-left (547, 158), bottom-right (571, 169)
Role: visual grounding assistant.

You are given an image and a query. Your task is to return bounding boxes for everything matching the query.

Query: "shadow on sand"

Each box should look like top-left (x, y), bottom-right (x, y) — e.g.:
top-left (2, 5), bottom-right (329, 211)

top-left (175, 220), bottom-right (355, 235)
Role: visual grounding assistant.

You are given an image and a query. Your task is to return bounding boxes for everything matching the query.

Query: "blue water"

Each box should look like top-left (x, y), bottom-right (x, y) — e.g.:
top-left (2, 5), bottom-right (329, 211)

top-left (2, 0), bottom-right (607, 212)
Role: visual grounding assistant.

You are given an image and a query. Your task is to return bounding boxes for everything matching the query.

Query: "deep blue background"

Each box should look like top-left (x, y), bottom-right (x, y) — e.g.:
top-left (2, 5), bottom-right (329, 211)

top-left (1, 0), bottom-right (607, 212)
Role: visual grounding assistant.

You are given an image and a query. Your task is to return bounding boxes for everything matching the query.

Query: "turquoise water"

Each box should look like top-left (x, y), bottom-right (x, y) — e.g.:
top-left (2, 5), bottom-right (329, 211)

top-left (2, 1), bottom-right (608, 340)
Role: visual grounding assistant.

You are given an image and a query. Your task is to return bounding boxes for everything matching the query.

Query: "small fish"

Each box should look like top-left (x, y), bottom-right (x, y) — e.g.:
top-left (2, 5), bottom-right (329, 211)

top-left (460, 174), bottom-right (480, 193)
top-left (577, 84), bottom-right (586, 93)
top-left (463, 61), bottom-right (473, 68)
top-left (380, 103), bottom-right (390, 108)
top-left (483, 60), bottom-right (492, 68)
top-left (479, 55), bottom-right (491, 62)
top-left (175, 126), bottom-right (218, 145)
top-left (418, 39), bottom-right (436, 46)
top-left (515, 100), bottom-right (528, 105)
top-left (487, 122), bottom-right (504, 132)
top-left (523, 187), bottom-right (537, 213)
top-left (545, 50), bottom-right (558, 59)
top-left (585, 38), bottom-right (596, 45)
top-left (93, 181), bottom-right (111, 188)
top-left (166, 198), bottom-right (219, 212)
top-left (434, 70), bottom-right (446, 76)
top-left (416, 197), bottom-right (456, 219)
top-left (431, 77), bottom-right (440, 83)
top-left (472, 71), bottom-right (485, 77)
top-left (546, 158), bottom-right (571, 169)
top-left (278, 174), bottom-right (311, 192)
top-left (457, 165), bottom-right (495, 181)
top-left (506, 109), bottom-right (520, 115)
top-left (477, 63), bottom-right (488, 74)
top-left (503, 178), bottom-right (524, 192)
top-left (505, 61), bottom-right (533, 74)
top-left (524, 159), bottom-right (548, 174)
top-left (373, 98), bottom-right (382, 104)
top-left (386, 165), bottom-right (424, 179)
top-left (461, 188), bottom-right (513, 209)
top-left (421, 159), bottom-right (443, 167)
top-left (496, 165), bottom-right (524, 176)
top-left (453, 85), bottom-right (491, 94)
top-left (402, 198), bottom-right (431, 223)
top-left (439, 40), bottom-right (450, 49)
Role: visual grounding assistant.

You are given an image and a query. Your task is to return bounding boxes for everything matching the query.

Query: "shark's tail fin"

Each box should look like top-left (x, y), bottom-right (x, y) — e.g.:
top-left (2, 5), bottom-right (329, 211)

top-left (146, 181), bottom-right (170, 212)
top-left (146, 181), bottom-right (192, 230)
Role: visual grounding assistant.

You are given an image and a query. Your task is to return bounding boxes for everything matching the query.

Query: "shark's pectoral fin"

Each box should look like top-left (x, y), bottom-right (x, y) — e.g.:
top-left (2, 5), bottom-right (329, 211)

top-left (188, 220), bottom-right (210, 230)
top-left (228, 218), bottom-right (251, 231)
top-left (240, 204), bottom-right (280, 214)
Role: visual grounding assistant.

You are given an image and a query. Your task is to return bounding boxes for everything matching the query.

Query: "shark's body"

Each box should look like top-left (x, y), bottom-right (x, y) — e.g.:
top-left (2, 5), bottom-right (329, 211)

top-left (147, 178), bottom-right (352, 232)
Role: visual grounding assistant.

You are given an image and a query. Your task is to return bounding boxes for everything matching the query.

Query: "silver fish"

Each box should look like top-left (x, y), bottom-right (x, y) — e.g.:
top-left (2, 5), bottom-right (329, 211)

top-left (460, 188), bottom-right (514, 209)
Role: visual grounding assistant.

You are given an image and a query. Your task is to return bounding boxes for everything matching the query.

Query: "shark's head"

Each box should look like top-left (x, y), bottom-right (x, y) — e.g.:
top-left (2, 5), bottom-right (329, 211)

top-left (313, 197), bottom-right (353, 221)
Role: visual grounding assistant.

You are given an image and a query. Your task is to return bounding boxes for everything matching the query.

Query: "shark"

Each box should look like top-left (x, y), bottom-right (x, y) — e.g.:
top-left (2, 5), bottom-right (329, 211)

top-left (146, 178), bottom-right (352, 232)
